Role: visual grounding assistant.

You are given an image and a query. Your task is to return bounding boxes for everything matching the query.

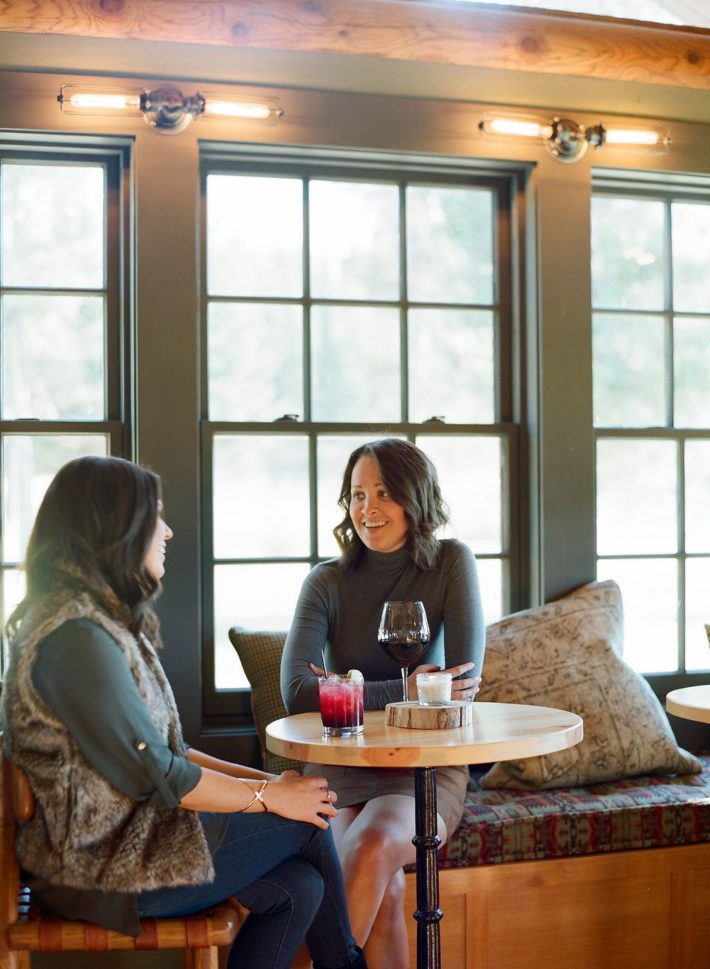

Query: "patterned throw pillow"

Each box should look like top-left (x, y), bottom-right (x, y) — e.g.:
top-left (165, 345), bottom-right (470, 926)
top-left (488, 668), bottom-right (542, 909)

top-left (477, 579), bottom-right (701, 790)
top-left (228, 628), bottom-right (301, 775)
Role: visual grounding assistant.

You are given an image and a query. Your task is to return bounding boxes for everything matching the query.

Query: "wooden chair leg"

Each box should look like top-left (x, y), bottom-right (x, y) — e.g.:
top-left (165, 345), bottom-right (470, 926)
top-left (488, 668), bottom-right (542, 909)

top-left (0, 952), bottom-right (31, 969)
top-left (184, 946), bottom-right (219, 969)
top-left (291, 942), bottom-right (312, 968)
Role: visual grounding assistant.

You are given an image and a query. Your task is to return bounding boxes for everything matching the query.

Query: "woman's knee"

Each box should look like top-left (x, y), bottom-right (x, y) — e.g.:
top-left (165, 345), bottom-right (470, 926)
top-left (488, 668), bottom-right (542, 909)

top-left (340, 823), bottom-right (407, 878)
top-left (378, 869), bottom-right (406, 918)
top-left (238, 857), bottom-right (325, 920)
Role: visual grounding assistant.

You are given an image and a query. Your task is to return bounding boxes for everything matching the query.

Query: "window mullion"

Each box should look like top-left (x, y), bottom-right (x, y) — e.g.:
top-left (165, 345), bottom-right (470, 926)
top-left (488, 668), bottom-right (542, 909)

top-left (399, 182), bottom-right (409, 423)
top-left (303, 177), bottom-right (312, 424)
top-left (678, 438), bottom-right (686, 673)
top-left (665, 200), bottom-right (675, 428)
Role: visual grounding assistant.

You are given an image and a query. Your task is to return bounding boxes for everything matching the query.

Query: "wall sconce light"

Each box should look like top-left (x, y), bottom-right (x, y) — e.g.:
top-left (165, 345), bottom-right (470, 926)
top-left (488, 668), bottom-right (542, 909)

top-left (58, 84), bottom-right (284, 134)
top-left (479, 113), bottom-right (670, 163)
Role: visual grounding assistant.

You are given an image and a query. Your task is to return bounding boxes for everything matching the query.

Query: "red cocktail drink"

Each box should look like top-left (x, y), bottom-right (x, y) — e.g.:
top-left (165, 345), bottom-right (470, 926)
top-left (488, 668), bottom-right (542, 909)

top-left (318, 675), bottom-right (364, 737)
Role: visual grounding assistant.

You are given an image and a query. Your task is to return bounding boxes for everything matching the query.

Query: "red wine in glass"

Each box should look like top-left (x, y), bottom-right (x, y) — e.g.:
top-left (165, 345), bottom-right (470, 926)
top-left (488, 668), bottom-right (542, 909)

top-left (377, 600), bottom-right (430, 702)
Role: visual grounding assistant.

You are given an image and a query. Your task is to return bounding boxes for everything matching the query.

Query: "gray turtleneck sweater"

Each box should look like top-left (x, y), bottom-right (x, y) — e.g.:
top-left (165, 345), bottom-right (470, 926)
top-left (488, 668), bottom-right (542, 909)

top-left (281, 539), bottom-right (485, 714)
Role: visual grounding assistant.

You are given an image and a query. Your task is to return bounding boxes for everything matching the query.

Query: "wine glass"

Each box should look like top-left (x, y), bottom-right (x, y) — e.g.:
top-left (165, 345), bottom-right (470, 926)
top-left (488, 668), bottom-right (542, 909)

top-left (377, 600), bottom-right (430, 702)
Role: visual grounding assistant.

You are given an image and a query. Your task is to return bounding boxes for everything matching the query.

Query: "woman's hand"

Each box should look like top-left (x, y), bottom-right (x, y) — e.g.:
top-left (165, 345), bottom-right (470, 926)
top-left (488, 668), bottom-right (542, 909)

top-left (446, 663), bottom-right (481, 701)
top-left (262, 772), bottom-right (338, 830)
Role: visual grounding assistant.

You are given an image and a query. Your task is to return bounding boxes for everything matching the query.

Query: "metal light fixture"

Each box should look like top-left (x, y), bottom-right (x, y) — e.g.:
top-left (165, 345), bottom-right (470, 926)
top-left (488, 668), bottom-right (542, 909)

top-left (479, 112), bottom-right (670, 163)
top-left (58, 84), bottom-right (284, 134)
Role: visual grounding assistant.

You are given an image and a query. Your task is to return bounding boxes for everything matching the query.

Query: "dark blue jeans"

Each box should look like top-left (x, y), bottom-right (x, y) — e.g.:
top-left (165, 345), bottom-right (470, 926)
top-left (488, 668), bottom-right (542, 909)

top-left (137, 811), bottom-right (359, 969)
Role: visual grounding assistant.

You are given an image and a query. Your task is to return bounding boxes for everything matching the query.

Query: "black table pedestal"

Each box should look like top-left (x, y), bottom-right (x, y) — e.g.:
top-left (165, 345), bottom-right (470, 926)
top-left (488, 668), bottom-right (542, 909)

top-left (412, 766), bottom-right (443, 969)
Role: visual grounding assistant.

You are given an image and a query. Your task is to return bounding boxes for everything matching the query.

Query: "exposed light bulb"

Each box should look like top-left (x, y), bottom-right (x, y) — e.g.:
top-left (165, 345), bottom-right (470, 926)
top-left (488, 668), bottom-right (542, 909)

top-left (203, 100), bottom-right (271, 120)
top-left (605, 128), bottom-right (667, 147)
top-left (487, 118), bottom-right (543, 138)
top-left (68, 93), bottom-right (141, 111)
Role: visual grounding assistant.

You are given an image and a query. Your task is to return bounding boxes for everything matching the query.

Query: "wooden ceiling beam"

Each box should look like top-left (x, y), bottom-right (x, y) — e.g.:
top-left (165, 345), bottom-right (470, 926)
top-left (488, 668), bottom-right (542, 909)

top-left (2, 0), bottom-right (710, 91)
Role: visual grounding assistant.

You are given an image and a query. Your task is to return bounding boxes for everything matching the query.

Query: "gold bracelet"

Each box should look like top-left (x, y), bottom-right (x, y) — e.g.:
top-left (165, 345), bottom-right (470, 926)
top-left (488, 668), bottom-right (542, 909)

top-left (253, 778), bottom-right (269, 811)
top-left (237, 778), bottom-right (269, 813)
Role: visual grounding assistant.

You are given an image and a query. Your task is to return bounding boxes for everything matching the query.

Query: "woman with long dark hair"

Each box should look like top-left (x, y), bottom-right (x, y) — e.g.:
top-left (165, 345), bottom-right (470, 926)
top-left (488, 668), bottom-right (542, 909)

top-left (2, 455), bottom-right (366, 969)
top-left (281, 438), bottom-right (485, 969)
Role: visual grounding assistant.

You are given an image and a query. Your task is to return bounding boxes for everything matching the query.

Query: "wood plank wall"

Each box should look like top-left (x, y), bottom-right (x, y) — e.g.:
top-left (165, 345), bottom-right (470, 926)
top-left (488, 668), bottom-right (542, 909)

top-left (1, 0), bottom-right (710, 92)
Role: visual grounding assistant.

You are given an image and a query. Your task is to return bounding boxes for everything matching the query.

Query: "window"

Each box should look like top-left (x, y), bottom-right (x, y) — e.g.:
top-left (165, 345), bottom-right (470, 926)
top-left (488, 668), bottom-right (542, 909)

top-left (0, 148), bottom-right (129, 670)
top-left (201, 149), bottom-right (523, 709)
top-left (593, 181), bottom-right (710, 675)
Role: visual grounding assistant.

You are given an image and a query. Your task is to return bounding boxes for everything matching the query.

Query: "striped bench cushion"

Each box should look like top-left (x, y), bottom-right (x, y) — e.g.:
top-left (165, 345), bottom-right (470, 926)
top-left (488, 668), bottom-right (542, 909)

top-left (435, 753), bottom-right (710, 868)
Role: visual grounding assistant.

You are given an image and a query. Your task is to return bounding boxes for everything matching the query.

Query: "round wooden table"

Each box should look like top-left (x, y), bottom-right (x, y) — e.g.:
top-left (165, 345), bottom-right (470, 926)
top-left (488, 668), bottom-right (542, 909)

top-left (266, 702), bottom-right (584, 969)
top-left (666, 684), bottom-right (710, 724)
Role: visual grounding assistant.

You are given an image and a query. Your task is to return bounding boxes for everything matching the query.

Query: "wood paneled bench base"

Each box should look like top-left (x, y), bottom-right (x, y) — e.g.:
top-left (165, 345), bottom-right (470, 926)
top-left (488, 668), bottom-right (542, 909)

top-left (404, 842), bottom-right (710, 969)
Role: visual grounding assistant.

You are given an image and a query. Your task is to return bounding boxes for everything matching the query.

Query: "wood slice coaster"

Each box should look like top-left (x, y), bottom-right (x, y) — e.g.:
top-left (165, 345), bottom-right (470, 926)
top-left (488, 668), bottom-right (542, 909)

top-left (385, 700), bottom-right (474, 729)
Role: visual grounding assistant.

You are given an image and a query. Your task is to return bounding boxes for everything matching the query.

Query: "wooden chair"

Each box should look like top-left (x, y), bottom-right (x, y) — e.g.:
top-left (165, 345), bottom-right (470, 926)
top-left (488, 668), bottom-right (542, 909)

top-left (0, 734), bottom-right (242, 969)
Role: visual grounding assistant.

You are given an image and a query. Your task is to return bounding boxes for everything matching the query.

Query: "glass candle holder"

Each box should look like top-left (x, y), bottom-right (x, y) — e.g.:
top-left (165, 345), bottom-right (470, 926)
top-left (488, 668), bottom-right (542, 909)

top-left (416, 672), bottom-right (452, 706)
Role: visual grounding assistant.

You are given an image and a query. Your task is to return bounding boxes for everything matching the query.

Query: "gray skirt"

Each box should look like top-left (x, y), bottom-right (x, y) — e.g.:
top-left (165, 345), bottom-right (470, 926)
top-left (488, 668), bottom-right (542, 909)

top-left (303, 762), bottom-right (469, 837)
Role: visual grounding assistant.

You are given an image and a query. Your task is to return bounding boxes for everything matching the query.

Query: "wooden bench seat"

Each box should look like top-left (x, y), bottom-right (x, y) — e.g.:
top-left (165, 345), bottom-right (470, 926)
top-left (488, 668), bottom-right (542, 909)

top-left (401, 757), bottom-right (710, 969)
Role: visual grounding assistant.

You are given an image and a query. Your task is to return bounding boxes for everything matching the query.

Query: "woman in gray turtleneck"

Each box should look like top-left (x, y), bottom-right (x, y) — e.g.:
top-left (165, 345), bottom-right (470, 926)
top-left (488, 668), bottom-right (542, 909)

top-left (281, 439), bottom-right (485, 969)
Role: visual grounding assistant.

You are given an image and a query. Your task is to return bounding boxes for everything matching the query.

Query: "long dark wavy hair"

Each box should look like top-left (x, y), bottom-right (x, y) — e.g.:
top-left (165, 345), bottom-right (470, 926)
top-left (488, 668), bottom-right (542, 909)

top-left (7, 456), bottom-right (163, 642)
top-left (333, 438), bottom-right (449, 571)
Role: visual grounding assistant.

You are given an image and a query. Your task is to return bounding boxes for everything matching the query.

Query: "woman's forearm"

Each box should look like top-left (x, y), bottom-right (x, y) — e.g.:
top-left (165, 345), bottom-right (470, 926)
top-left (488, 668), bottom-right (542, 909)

top-left (180, 765), bottom-right (337, 830)
top-left (179, 765), bottom-right (269, 812)
top-left (186, 747), bottom-right (276, 781)
top-left (444, 547), bottom-right (486, 672)
top-left (281, 576), bottom-right (331, 713)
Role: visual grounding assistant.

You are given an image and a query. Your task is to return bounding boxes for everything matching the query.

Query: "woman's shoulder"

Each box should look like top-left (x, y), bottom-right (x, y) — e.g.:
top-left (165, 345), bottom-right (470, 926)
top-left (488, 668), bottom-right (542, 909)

top-left (294, 557), bottom-right (344, 606)
top-left (41, 617), bottom-right (116, 648)
top-left (37, 618), bottom-right (123, 667)
top-left (33, 619), bottom-right (130, 703)
top-left (433, 539), bottom-right (478, 582)
top-left (437, 538), bottom-right (476, 565)
top-left (305, 557), bottom-right (342, 585)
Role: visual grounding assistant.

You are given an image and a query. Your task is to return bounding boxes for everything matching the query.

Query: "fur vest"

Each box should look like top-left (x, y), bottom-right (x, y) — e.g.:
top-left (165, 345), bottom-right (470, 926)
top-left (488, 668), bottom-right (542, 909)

top-left (1, 594), bottom-right (214, 893)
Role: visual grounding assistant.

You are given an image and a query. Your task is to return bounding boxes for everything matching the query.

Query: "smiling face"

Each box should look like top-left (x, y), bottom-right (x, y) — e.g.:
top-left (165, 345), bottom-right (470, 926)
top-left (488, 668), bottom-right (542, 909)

top-left (143, 502), bottom-right (173, 581)
top-left (349, 455), bottom-right (409, 554)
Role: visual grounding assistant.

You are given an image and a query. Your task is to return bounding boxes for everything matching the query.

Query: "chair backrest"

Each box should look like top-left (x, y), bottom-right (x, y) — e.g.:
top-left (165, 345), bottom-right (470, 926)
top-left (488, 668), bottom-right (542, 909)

top-left (10, 764), bottom-right (33, 824)
top-left (228, 628), bottom-right (301, 774)
top-left (1, 732), bottom-right (24, 967)
top-left (0, 732), bottom-right (243, 966)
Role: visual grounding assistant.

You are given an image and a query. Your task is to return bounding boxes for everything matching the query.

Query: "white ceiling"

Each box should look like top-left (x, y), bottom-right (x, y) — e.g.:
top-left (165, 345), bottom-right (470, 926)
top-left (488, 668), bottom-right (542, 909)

top-left (456, 0), bottom-right (710, 28)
